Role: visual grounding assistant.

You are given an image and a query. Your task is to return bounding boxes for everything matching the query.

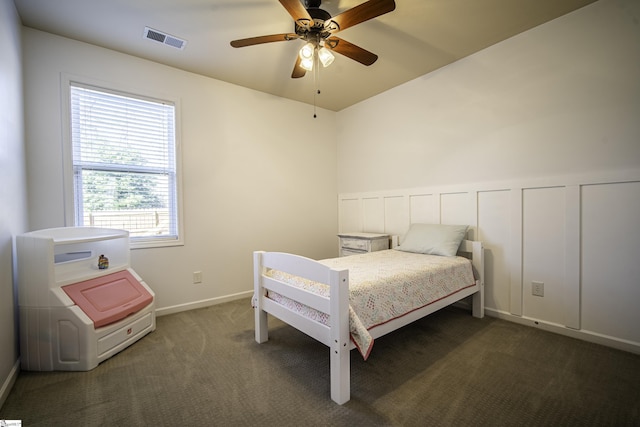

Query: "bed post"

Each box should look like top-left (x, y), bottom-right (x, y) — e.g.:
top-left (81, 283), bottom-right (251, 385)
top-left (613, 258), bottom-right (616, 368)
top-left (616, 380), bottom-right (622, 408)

top-left (470, 241), bottom-right (485, 319)
top-left (329, 267), bottom-right (350, 405)
top-left (253, 251), bottom-right (269, 343)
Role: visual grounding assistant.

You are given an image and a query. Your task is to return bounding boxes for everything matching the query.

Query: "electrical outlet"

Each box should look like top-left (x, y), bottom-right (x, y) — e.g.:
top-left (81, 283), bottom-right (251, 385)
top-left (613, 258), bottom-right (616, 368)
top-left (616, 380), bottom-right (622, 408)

top-left (532, 281), bottom-right (544, 297)
top-left (193, 271), bottom-right (202, 284)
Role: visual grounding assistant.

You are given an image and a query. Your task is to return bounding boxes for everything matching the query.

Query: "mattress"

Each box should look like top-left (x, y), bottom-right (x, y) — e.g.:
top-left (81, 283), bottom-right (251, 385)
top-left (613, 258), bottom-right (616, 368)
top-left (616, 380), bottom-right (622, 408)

top-left (266, 249), bottom-right (476, 359)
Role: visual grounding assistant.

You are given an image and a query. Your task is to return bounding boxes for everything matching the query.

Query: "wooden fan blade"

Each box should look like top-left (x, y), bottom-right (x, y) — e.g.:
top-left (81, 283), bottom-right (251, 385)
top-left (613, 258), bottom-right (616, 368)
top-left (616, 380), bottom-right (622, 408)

top-left (325, 37), bottom-right (378, 66)
top-left (326, 0), bottom-right (396, 33)
top-left (279, 0), bottom-right (313, 27)
top-left (230, 33), bottom-right (298, 48)
top-left (292, 56), bottom-right (306, 78)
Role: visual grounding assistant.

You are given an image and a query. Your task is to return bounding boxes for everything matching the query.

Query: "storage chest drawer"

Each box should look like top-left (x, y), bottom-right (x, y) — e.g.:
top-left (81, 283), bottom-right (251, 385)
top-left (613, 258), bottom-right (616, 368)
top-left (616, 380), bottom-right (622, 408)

top-left (97, 311), bottom-right (154, 356)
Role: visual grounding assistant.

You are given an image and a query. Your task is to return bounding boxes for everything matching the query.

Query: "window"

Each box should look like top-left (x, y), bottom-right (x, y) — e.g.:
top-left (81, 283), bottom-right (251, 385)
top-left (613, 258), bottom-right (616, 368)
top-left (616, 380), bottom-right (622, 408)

top-left (68, 82), bottom-right (182, 247)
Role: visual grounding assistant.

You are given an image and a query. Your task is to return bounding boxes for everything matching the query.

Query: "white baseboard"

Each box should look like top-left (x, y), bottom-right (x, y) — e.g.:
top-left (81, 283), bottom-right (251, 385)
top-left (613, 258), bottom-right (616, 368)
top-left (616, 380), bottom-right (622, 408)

top-left (0, 358), bottom-right (20, 410)
top-left (485, 308), bottom-right (640, 355)
top-left (155, 290), bottom-right (253, 317)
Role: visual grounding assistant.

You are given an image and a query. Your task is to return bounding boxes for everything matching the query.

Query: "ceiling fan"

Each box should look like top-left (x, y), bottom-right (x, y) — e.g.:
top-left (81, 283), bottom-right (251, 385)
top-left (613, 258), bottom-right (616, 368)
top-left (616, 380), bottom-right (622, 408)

top-left (230, 0), bottom-right (396, 78)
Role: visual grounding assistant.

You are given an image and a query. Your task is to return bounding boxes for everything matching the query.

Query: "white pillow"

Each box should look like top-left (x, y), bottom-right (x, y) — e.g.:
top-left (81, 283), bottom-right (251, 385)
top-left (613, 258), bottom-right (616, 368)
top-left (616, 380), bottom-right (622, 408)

top-left (396, 223), bottom-right (468, 257)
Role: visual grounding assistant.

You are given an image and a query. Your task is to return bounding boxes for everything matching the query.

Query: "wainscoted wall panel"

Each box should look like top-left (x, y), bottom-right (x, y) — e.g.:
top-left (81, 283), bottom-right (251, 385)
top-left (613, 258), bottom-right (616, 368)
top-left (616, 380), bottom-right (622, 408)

top-left (477, 190), bottom-right (511, 315)
top-left (363, 197), bottom-right (385, 233)
top-left (409, 193), bottom-right (437, 225)
top-left (338, 171), bottom-right (640, 354)
top-left (383, 196), bottom-right (406, 236)
top-left (581, 181), bottom-right (640, 344)
top-left (441, 193), bottom-right (473, 231)
top-left (522, 187), bottom-right (566, 326)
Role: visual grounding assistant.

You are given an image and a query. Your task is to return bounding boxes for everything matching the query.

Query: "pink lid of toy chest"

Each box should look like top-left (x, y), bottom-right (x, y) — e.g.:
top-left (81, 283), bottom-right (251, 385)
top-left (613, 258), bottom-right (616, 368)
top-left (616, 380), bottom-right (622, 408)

top-left (63, 270), bottom-right (153, 328)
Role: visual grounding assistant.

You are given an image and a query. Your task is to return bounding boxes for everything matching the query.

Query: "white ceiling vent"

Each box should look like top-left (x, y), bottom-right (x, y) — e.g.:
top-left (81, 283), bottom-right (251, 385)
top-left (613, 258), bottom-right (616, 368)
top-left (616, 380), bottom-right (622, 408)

top-left (143, 27), bottom-right (187, 50)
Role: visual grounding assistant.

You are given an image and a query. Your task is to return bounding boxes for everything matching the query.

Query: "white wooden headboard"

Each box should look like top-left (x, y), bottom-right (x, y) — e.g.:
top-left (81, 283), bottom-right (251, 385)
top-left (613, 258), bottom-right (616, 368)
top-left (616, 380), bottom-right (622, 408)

top-left (338, 187), bottom-right (478, 241)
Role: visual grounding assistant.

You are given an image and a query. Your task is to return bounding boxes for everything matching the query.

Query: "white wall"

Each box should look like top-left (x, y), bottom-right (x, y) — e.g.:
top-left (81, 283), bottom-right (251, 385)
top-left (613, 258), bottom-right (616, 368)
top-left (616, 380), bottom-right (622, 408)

top-left (336, 0), bottom-right (640, 353)
top-left (0, 0), bottom-right (28, 407)
top-left (336, 0), bottom-right (639, 193)
top-left (22, 28), bottom-right (338, 313)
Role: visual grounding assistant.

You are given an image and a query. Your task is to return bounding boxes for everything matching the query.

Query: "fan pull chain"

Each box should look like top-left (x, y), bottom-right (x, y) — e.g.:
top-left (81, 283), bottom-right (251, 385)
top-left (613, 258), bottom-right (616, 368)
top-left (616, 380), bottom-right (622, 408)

top-left (313, 52), bottom-right (319, 118)
top-left (313, 90), bottom-right (319, 118)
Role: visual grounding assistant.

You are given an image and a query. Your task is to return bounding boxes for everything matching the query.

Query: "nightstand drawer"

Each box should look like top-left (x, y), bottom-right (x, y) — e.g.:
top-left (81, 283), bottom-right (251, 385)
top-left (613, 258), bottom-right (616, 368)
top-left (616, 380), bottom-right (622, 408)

top-left (340, 248), bottom-right (367, 257)
top-left (337, 232), bottom-right (389, 257)
top-left (341, 238), bottom-right (369, 251)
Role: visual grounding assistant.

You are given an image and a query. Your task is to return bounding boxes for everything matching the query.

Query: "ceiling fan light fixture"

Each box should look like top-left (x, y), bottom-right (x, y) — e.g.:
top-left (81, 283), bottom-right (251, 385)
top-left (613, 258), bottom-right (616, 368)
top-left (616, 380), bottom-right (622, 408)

top-left (318, 47), bottom-right (334, 67)
top-left (300, 57), bottom-right (314, 71)
top-left (299, 42), bottom-right (315, 60)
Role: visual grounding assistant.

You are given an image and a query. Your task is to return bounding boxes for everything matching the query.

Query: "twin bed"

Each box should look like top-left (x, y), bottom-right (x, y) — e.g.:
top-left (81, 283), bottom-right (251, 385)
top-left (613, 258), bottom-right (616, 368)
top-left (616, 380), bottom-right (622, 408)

top-left (253, 224), bottom-right (484, 404)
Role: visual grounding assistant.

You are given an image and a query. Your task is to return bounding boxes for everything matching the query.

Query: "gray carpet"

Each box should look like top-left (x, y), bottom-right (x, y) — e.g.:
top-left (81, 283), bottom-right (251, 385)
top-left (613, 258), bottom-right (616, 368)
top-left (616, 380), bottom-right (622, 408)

top-left (1, 298), bottom-right (639, 426)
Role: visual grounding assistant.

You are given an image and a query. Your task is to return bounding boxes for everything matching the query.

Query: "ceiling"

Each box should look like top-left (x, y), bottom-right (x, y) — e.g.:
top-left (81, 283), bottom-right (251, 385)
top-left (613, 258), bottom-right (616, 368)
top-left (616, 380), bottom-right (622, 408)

top-left (14, 0), bottom-right (597, 111)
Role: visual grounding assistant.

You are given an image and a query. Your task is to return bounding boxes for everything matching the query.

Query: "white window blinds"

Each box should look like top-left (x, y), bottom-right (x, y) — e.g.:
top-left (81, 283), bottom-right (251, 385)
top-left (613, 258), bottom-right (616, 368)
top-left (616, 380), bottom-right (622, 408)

top-left (70, 84), bottom-right (179, 242)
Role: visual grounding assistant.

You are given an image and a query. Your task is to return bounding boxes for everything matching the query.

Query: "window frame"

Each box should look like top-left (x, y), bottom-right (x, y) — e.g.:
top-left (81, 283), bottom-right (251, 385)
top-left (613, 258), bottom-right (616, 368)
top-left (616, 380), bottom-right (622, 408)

top-left (61, 74), bottom-right (184, 249)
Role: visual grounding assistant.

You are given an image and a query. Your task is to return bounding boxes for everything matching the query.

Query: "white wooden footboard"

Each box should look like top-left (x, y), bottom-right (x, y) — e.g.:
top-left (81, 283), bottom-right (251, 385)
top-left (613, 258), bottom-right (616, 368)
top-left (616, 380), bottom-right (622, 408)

top-left (253, 251), bottom-right (351, 404)
top-left (253, 240), bottom-right (484, 405)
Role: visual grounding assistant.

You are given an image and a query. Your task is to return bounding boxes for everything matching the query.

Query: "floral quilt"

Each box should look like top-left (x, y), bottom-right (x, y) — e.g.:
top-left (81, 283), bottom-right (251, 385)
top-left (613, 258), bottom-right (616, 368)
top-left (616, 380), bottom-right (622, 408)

top-left (265, 249), bottom-right (475, 359)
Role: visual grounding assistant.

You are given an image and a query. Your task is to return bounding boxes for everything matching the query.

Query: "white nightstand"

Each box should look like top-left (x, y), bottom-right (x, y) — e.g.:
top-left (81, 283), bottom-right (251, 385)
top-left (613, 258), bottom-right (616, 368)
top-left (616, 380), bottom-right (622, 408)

top-left (338, 232), bottom-right (390, 257)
